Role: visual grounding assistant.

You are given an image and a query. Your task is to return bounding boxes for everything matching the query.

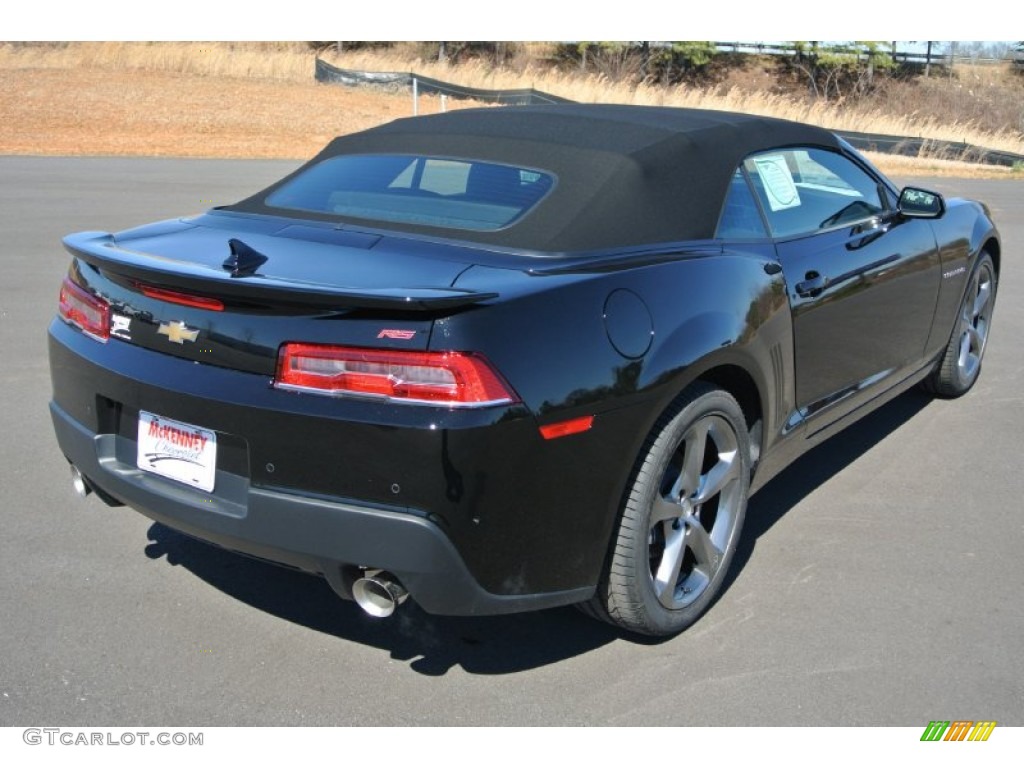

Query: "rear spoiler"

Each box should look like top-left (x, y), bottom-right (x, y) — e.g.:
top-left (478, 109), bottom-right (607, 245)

top-left (64, 232), bottom-right (497, 312)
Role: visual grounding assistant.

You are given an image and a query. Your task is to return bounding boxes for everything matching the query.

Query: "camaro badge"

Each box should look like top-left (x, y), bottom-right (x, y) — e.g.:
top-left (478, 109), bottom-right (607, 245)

top-left (157, 320), bottom-right (199, 344)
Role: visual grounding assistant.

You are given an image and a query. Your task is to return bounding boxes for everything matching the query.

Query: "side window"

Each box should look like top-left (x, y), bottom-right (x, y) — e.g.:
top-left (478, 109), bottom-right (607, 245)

top-left (743, 148), bottom-right (885, 238)
top-left (716, 169), bottom-right (768, 239)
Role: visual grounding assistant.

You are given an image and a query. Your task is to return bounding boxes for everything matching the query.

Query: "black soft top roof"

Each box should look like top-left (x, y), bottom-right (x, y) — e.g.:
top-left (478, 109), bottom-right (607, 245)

top-left (229, 104), bottom-right (843, 253)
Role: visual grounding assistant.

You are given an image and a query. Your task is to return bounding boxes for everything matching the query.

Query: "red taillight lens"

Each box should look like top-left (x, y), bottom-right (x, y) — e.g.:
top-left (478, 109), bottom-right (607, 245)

top-left (275, 343), bottom-right (519, 407)
top-left (58, 277), bottom-right (110, 341)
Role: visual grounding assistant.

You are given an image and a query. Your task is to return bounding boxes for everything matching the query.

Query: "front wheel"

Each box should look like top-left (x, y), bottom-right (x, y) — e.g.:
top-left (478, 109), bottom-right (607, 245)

top-left (924, 252), bottom-right (997, 397)
top-left (585, 384), bottom-right (751, 636)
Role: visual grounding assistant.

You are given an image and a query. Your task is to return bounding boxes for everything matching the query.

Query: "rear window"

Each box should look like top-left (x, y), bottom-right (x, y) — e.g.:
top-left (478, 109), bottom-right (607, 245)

top-left (265, 154), bottom-right (555, 231)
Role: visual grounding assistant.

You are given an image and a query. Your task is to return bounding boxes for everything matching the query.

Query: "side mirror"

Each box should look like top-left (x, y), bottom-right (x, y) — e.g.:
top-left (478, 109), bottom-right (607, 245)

top-left (898, 187), bottom-right (945, 219)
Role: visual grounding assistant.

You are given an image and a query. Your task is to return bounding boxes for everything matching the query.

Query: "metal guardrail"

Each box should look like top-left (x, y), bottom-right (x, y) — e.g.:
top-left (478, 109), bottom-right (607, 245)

top-left (315, 60), bottom-right (1024, 168)
top-left (315, 59), bottom-right (571, 106)
top-left (569, 42), bottom-right (1024, 68)
top-left (710, 42), bottom-right (955, 66)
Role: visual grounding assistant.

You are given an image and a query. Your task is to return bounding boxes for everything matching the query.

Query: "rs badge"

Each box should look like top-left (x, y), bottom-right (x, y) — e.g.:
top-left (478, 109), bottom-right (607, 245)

top-left (158, 321), bottom-right (199, 344)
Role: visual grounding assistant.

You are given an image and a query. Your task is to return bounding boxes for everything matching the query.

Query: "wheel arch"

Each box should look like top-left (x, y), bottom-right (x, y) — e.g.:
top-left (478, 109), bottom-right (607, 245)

top-left (693, 364), bottom-right (762, 424)
top-left (983, 236), bottom-right (1000, 276)
top-left (968, 204), bottom-right (1000, 276)
top-left (687, 361), bottom-right (766, 475)
top-left (641, 351), bottom-right (770, 480)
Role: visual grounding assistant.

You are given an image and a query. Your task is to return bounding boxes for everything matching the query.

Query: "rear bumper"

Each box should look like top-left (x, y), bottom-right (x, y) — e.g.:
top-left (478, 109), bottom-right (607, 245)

top-left (51, 399), bottom-right (591, 615)
top-left (48, 318), bottom-right (606, 615)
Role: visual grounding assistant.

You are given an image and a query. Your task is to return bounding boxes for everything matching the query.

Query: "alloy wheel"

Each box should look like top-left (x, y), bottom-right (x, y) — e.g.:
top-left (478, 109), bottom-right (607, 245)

top-left (648, 413), bottom-right (743, 610)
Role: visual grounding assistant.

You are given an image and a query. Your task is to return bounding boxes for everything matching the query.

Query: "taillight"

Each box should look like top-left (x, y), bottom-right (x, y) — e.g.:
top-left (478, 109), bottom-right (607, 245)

top-left (275, 343), bottom-right (519, 407)
top-left (59, 277), bottom-right (110, 341)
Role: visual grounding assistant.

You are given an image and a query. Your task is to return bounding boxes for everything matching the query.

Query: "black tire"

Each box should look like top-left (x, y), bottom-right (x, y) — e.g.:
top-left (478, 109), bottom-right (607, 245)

top-left (585, 383), bottom-right (751, 636)
top-left (923, 253), bottom-right (997, 398)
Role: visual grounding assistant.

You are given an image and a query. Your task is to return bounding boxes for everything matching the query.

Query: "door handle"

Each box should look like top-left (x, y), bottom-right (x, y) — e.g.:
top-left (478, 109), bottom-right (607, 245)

top-left (796, 272), bottom-right (829, 298)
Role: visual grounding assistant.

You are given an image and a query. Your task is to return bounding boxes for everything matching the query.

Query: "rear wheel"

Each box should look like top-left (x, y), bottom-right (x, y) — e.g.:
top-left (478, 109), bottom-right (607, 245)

top-left (585, 384), bottom-right (750, 636)
top-left (924, 253), bottom-right (996, 397)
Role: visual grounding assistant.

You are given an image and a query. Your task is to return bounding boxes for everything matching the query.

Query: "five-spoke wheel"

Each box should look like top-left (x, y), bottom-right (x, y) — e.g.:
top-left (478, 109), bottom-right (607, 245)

top-left (587, 384), bottom-right (750, 636)
top-left (648, 413), bottom-right (743, 610)
top-left (925, 252), bottom-right (997, 397)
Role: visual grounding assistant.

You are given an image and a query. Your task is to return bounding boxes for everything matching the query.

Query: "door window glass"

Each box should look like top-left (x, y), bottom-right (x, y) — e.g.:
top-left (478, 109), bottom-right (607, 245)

top-left (743, 149), bottom-right (885, 238)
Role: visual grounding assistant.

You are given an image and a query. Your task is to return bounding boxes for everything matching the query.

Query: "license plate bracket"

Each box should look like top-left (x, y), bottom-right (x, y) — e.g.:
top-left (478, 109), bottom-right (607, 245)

top-left (136, 411), bottom-right (217, 492)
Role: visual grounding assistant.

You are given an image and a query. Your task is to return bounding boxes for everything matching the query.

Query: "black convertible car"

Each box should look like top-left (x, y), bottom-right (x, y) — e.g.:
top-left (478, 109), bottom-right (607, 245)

top-left (48, 105), bottom-right (999, 636)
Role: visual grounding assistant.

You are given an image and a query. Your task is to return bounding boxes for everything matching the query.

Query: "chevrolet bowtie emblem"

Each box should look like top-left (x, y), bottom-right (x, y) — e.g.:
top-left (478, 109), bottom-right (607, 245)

top-left (157, 321), bottom-right (199, 344)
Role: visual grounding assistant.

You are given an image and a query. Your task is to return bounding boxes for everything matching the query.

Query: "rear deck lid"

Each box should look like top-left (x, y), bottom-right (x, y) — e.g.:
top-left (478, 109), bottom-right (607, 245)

top-left (62, 215), bottom-right (497, 374)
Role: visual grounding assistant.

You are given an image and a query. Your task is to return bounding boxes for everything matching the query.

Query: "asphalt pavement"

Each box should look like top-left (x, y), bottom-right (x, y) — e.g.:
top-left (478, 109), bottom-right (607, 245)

top-left (1, 157), bottom-right (1021, 726)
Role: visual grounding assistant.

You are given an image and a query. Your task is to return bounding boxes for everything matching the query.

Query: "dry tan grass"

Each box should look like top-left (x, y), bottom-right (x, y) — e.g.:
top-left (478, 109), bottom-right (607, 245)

top-left (0, 67), bottom-right (474, 159)
top-left (1, 42), bottom-right (1021, 178)
top-left (862, 151), bottom-right (1022, 179)
top-left (320, 48), bottom-right (1024, 156)
top-left (0, 42), bottom-right (315, 82)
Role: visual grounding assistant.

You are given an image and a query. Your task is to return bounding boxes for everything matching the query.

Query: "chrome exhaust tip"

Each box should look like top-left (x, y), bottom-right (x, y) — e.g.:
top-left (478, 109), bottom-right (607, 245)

top-left (352, 570), bottom-right (408, 618)
top-left (70, 465), bottom-right (91, 498)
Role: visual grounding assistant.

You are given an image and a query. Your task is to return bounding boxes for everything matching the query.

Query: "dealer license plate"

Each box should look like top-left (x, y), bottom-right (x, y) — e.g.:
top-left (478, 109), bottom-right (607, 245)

top-left (136, 410), bottom-right (217, 492)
